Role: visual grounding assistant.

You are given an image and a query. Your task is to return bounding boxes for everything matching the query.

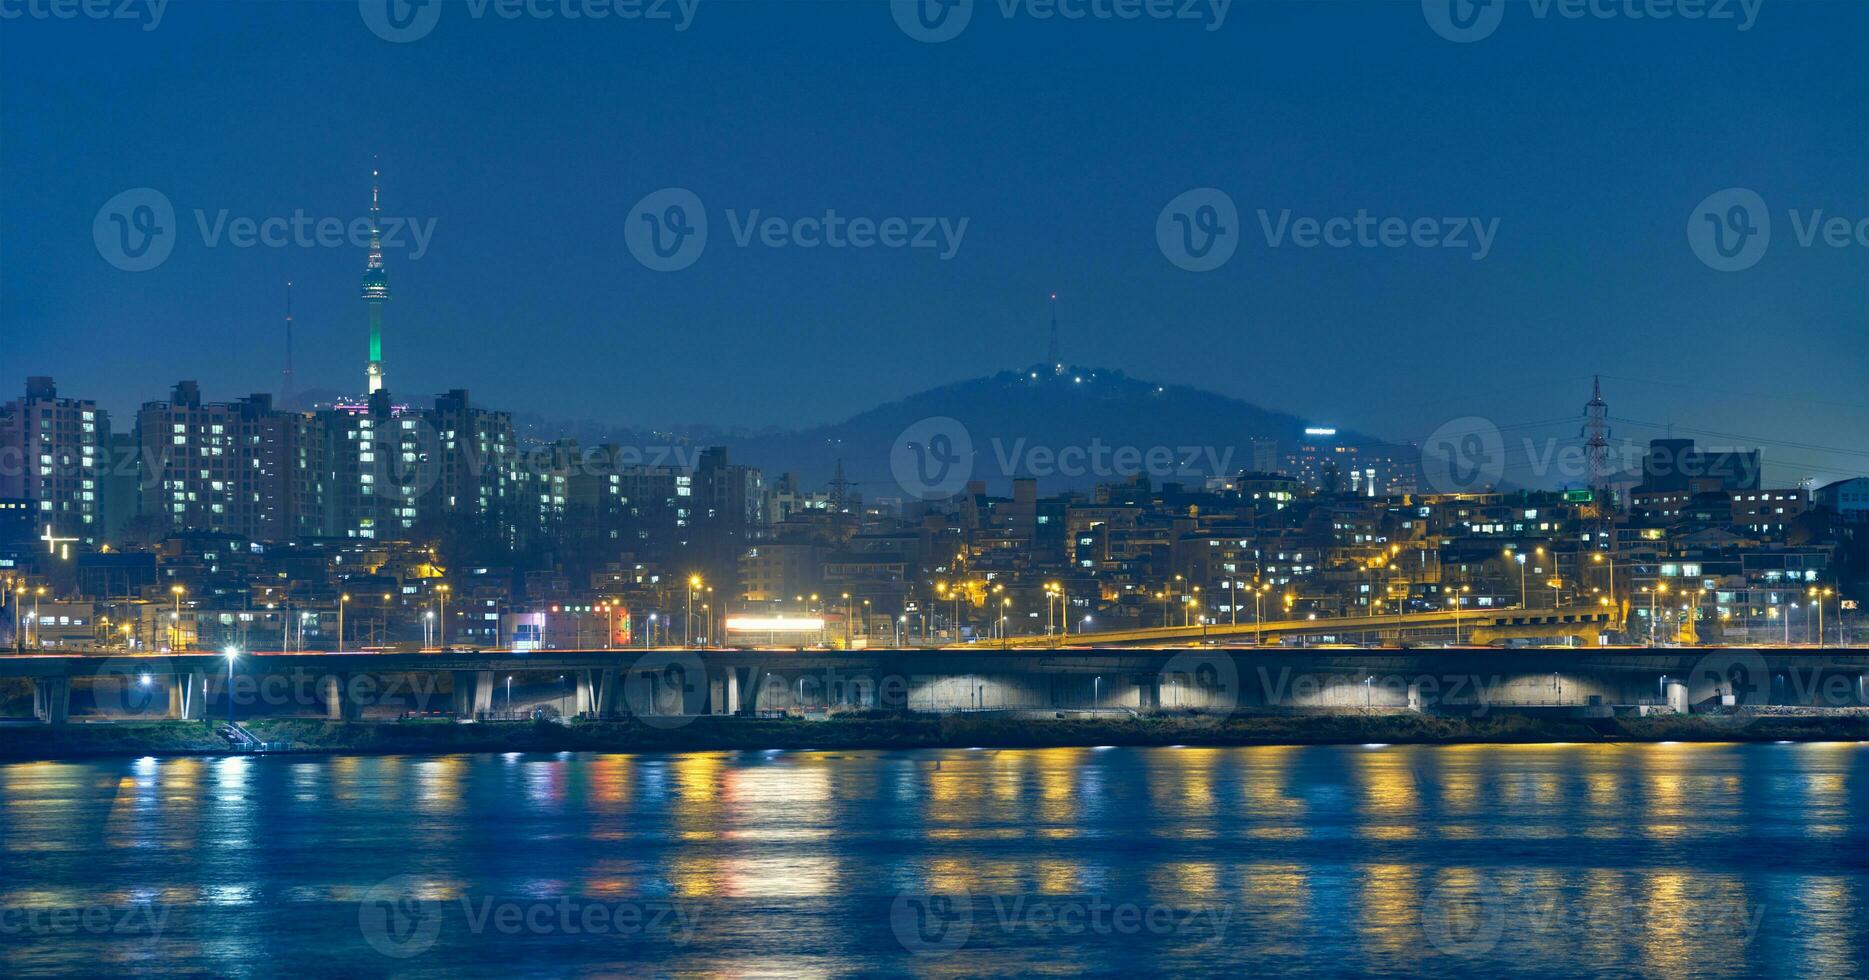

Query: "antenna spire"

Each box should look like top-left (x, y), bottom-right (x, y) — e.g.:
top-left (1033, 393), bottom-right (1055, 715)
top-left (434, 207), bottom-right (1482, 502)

top-left (282, 280), bottom-right (296, 408)
top-left (1047, 292), bottom-right (1062, 375)
top-left (1582, 374), bottom-right (1614, 524)
top-left (361, 159), bottom-right (391, 395)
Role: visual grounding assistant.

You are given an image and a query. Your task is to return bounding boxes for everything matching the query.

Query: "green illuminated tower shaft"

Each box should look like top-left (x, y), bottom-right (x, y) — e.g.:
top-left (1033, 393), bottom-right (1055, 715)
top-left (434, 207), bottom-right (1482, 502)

top-left (361, 167), bottom-right (391, 394)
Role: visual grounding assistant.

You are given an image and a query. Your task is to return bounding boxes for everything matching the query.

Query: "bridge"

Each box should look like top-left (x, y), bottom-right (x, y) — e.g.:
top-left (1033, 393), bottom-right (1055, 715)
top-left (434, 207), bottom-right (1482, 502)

top-left (1004, 605), bottom-right (1615, 648)
top-left (4, 643), bottom-right (1867, 726)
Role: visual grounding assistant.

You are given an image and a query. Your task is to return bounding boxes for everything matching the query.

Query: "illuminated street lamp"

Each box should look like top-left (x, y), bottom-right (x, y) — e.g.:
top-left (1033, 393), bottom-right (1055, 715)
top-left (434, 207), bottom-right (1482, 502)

top-left (170, 585), bottom-right (186, 652)
top-left (687, 575), bottom-right (703, 647)
top-left (338, 593), bottom-right (350, 652)
top-left (223, 646), bottom-right (240, 728)
top-left (436, 584), bottom-right (451, 651)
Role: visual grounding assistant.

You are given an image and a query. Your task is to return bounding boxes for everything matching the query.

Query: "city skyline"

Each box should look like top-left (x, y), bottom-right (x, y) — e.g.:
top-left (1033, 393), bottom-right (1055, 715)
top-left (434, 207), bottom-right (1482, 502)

top-left (4, 1), bottom-right (1865, 480)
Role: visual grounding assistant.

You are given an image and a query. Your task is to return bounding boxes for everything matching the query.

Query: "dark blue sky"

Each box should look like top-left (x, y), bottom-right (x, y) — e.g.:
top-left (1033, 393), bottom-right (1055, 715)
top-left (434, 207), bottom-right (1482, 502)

top-left (3, 0), bottom-right (1866, 484)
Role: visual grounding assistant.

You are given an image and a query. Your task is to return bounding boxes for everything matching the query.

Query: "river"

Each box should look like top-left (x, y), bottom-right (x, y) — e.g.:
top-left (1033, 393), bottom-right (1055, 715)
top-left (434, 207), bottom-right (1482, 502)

top-left (2, 744), bottom-right (1866, 976)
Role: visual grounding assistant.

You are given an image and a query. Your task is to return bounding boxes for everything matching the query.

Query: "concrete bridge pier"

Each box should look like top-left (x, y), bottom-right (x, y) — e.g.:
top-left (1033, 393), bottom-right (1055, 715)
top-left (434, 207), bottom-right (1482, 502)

top-left (595, 668), bottom-right (619, 718)
top-left (32, 677), bottom-right (70, 724)
top-left (321, 674), bottom-right (362, 722)
top-left (168, 675), bottom-right (189, 720)
top-left (451, 671), bottom-right (474, 717)
top-left (162, 672), bottom-right (208, 721)
top-left (708, 670), bottom-right (727, 715)
top-left (1663, 677), bottom-right (1689, 713)
top-left (450, 671), bottom-right (497, 718)
top-left (1407, 680), bottom-right (1423, 712)
top-left (575, 670), bottom-right (598, 717)
top-left (474, 670), bottom-right (495, 716)
top-left (1139, 673), bottom-right (1161, 711)
top-left (723, 668), bottom-right (742, 715)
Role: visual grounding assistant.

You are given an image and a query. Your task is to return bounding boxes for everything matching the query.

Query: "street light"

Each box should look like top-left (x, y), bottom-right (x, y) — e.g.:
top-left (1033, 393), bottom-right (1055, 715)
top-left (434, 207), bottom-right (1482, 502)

top-left (687, 575), bottom-right (703, 647)
top-left (338, 593), bottom-right (350, 653)
top-left (31, 586), bottom-right (46, 650)
top-left (436, 584), bottom-right (451, 651)
top-left (223, 646), bottom-right (240, 728)
top-left (170, 585), bottom-right (186, 652)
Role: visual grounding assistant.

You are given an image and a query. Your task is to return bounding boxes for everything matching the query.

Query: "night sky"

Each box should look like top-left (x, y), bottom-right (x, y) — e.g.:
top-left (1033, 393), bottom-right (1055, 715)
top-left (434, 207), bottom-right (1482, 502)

top-left (3, 0), bottom-right (1865, 483)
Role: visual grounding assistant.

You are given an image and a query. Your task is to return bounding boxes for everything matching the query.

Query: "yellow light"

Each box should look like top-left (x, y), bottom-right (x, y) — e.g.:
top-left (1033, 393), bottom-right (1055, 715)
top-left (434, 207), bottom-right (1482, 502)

top-left (726, 615), bottom-right (825, 633)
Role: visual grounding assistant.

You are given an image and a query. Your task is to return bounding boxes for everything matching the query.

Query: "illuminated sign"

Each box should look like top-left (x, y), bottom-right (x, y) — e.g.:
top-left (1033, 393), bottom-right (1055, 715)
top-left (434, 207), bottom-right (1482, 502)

top-left (1303, 427), bottom-right (1337, 436)
top-left (725, 616), bottom-right (826, 633)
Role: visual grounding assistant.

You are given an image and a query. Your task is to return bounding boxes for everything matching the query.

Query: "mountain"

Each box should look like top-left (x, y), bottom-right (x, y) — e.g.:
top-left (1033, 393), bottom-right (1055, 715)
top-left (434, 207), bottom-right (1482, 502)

top-left (718, 366), bottom-right (1388, 499)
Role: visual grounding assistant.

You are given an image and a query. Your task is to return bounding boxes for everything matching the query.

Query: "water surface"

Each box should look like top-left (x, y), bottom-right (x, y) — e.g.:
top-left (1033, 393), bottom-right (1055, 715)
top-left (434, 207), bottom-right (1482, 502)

top-left (2, 744), bottom-right (1866, 976)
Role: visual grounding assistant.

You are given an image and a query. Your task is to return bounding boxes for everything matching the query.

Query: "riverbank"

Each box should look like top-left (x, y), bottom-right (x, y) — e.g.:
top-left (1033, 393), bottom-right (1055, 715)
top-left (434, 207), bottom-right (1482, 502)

top-left (6, 711), bottom-right (1869, 760)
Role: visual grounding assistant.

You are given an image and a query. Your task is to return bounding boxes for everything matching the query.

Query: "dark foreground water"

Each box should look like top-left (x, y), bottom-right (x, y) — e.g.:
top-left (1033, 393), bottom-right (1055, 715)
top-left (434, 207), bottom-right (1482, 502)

top-left (2, 744), bottom-right (1867, 977)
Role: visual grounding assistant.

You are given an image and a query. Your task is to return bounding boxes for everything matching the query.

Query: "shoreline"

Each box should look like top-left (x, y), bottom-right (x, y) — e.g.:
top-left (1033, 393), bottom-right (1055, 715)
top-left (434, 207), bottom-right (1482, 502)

top-left (4, 712), bottom-right (1869, 761)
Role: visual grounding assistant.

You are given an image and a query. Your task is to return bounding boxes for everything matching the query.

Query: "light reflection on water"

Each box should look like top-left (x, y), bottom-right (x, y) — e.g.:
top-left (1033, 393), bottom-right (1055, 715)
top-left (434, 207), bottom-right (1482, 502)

top-left (0, 744), bottom-right (1864, 976)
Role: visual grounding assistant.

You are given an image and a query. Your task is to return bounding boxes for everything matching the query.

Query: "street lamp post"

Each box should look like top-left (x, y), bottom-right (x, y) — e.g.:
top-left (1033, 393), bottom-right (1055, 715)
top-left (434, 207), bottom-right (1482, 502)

top-left (436, 584), bottom-right (450, 651)
top-left (338, 594), bottom-right (349, 653)
top-left (687, 575), bottom-right (702, 647)
top-left (223, 646), bottom-right (239, 728)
